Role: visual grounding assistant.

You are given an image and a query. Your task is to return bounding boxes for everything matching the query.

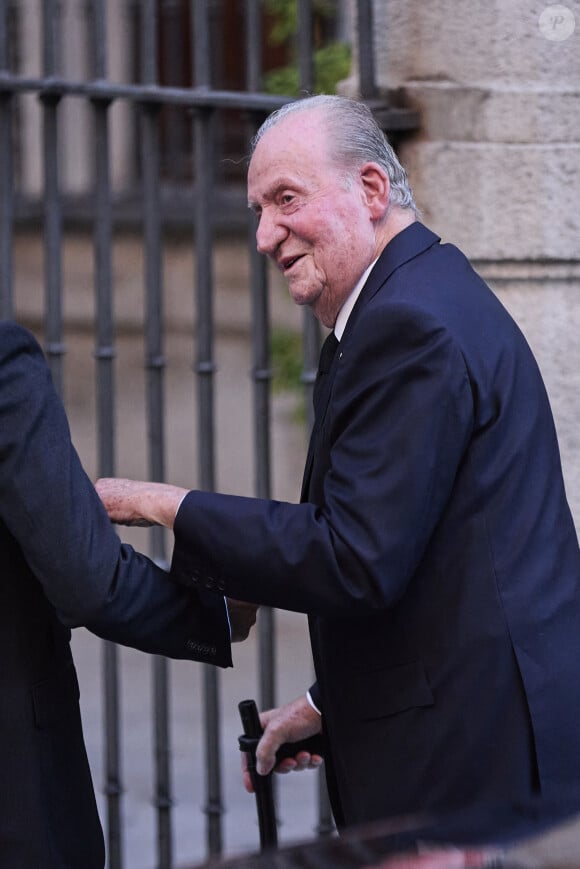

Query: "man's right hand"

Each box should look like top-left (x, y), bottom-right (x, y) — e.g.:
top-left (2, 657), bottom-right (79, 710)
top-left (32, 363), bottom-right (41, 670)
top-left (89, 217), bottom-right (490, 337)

top-left (241, 694), bottom-right (323, 793)
top-left (95, 478), bottom-right (188, 530)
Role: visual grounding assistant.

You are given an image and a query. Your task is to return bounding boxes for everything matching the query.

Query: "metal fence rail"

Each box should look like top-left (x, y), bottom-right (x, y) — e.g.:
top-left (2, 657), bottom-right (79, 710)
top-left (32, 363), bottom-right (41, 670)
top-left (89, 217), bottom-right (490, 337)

top-left (0, 2), bottom-right (418, 866)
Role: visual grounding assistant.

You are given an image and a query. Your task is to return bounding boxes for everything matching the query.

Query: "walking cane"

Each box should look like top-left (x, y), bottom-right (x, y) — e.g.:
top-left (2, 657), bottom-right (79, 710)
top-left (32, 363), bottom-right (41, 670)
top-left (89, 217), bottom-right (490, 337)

top-left (238, 699), bottom-right (279, 849)
top-left (238, 699), bottom-right (325, 852)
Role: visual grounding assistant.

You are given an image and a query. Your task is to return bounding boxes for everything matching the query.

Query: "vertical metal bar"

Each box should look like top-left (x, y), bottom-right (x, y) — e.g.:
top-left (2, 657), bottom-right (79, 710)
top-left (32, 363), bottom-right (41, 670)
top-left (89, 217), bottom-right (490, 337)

top-left (152, 651), bottom-right (173, 868)
top-left (140, 4), bottom-right (173, 868)
top-left (192, 0), bottom-right (223, 857)
top-left (0, 3), bottom-right (8, 72)
top-left (141, 0), bottom-right (158, 83)
top-left (41, 0), bottom-right (65, 393)
top-left (0, 0), bottom-right (14, 319)
top-left (357, 0), bottom-right (377, 100)
top-left (89, 2), bottom-right (124, 867)
top-left (91, 0), bottom-right (107, 83)
top-left (42, 0), bottom-right (60, 74)
top-left (159, 0), bottom-right (187, 176)
top-left (244, 0), bottom-right (277, 719)
top-left (245, 0), bottom-right (261, 95)
top-left (296, 0), bottom-right (319, 434)
top-left (297, 0), bottom-right (320, 435)
top-left (297, 0), bottom-right (314, 94)
top-left (103, 649), bottom-right (124, 868)
top-left (193, 0), bottom-right (211, 89)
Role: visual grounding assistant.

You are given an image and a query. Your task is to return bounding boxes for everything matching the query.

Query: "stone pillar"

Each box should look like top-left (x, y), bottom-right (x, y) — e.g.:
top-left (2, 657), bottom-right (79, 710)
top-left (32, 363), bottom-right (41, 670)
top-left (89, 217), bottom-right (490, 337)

top-left (369, 0), bottom-right (580, 527)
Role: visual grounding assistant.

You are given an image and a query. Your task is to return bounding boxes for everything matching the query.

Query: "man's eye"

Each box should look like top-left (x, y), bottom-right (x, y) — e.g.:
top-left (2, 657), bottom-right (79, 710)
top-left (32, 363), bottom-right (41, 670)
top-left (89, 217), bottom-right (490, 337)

top-left (281, 194), bottom-right (295, 206)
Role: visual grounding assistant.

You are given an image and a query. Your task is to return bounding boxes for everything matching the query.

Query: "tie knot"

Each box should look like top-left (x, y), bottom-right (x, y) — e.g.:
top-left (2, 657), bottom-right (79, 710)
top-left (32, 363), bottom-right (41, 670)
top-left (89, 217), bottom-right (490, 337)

top-left (317, 332), bottom-right (339, 375)
top-left (313, 332), bottom-right (339, 415)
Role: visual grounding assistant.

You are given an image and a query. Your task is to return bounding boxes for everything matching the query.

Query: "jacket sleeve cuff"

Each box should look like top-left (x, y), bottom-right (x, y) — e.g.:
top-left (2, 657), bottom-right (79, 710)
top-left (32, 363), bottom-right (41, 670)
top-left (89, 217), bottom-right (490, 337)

top-left (307, 683), bottom-right (322, 715)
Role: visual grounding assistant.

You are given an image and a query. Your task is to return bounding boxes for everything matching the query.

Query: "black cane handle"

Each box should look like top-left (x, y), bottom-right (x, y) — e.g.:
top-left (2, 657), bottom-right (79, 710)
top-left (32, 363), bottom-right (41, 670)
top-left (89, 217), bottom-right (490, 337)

top-left (238, 699), bottom-right (325, 764)
top-left (239, 698), bottom-right (263, 739)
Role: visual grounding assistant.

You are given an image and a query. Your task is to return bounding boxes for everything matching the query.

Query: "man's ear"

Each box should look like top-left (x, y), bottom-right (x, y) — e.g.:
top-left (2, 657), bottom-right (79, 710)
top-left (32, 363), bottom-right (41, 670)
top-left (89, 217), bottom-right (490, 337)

top-left (359, 162), bottom-right (390, 219)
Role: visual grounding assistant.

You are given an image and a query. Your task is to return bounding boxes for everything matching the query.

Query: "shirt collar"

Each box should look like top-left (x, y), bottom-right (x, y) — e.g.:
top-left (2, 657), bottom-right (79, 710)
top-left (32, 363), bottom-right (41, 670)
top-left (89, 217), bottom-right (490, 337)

top-left (334, 258), bottom-right (378, 341)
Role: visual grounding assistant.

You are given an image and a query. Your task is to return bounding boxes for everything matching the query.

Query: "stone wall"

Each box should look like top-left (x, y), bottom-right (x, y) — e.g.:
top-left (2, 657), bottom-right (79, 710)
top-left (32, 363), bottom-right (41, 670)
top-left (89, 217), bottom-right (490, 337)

top-left (349, 0), bottom-right (580, 527)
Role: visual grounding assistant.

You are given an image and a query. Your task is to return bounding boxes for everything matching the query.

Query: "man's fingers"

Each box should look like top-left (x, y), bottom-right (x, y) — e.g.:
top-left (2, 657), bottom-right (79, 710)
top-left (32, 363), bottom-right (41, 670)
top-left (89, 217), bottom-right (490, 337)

top-left (254, 719), bottom-right (285, 776)
top-left (289, 750), bottom-right (323, 771)
top-left (246, 748), bottom-right (324, 785)
top-left (274, 758), bottom-right (297, 775)
top-left (256, 750), bottom-right (277, 777)
top-left (240, 752), bottom-right (255, 794)
top-left (242, 694), bottom-right (324, 784)
top-left (275, 751), bottom-right (323, 774)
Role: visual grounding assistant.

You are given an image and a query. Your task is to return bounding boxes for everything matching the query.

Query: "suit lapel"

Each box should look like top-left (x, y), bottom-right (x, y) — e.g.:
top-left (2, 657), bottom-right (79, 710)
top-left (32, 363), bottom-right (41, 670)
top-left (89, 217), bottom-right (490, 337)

top-left (344, 222), bottom-right (440, 339)
top-left (300, 222), bottom-right (440, 502)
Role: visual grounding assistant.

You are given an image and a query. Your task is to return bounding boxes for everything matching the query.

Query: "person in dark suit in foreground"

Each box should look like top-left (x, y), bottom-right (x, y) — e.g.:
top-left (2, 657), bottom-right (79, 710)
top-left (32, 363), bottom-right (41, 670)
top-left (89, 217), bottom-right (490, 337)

top-left (96, 95), bottom-right (580, 832)
top-left (0, 319), bottom-right (256, 868)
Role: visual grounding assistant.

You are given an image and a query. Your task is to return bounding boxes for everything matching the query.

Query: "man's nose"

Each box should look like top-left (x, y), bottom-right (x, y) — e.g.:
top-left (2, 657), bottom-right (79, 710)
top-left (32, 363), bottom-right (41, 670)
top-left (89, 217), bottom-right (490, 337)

top-left (256, 210), bottom-right (286, 255)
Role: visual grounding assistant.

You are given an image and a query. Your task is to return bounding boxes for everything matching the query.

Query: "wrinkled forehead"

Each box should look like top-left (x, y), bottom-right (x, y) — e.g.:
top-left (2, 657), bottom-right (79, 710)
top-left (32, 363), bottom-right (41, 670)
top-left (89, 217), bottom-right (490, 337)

top-left (248, 111), bottom-right (331, 191)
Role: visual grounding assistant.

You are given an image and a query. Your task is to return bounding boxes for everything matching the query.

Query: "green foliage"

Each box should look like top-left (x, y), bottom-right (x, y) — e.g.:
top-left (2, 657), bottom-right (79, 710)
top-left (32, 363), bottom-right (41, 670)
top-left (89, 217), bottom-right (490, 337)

top-left (264, 41), bottom-right (351, 97)
top-left (265, 0), bottom-right (337, 44)
top-left (265, 0), bottom-right (299, 44)
top-left (263, 0), bottom-right (351, 96)
top-left (270, 327), bottom-right (303, 393)
top-left (270, 327), bottom-right (307, 424)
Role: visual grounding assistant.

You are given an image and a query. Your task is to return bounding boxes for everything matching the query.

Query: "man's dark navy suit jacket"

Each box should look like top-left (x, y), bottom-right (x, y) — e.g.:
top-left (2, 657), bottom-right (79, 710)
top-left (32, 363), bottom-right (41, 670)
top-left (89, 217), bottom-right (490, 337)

top-left (0, 321), bottom-right (231, 867)
top-left (171, 223), bottom-right (580, 828)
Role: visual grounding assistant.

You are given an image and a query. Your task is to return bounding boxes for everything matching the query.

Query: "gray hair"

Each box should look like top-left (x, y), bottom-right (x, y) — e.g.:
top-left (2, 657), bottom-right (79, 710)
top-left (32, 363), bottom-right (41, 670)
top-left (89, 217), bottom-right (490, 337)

top-left (250, 94), bottom-right (417, 212)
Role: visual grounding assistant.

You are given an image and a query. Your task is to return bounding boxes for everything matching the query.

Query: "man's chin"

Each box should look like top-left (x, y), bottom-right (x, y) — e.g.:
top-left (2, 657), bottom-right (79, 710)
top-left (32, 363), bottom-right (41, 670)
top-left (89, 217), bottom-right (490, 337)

top-left (287, 282), bottom-right (323, 311)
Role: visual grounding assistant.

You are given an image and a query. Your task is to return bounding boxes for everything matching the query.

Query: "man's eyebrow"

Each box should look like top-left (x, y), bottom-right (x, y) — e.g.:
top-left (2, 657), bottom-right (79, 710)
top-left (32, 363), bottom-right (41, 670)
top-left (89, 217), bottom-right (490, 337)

top-left (247, 179), bottom-right (302, 212)
top-left (247, 188), bottom-right (275, 212)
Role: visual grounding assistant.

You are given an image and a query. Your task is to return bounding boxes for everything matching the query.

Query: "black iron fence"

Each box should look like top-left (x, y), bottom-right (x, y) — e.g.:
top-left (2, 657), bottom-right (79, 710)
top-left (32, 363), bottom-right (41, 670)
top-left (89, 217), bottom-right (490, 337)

top-left (0, 2), bottom-right (418, 866)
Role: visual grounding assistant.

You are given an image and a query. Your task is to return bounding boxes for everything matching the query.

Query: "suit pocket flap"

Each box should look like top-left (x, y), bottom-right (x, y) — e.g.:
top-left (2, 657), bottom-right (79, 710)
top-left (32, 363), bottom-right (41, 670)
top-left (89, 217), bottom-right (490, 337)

top-left (32, 661), bottom-right (80, 729)
top-left (350, 659), bottom-right (434, 721)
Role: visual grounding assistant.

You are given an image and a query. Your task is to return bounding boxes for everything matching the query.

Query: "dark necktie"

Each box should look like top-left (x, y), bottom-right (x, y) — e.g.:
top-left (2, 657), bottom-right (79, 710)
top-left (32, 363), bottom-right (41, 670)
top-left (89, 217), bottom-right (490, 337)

top-left (313, 331), bottom-right (339, 415)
